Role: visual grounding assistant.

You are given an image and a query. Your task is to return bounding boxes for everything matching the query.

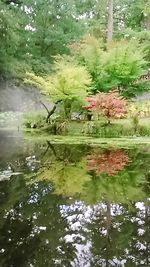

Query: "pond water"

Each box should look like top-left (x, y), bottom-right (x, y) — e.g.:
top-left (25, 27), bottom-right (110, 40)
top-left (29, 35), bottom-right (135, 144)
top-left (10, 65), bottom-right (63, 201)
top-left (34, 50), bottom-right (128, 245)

top-left (0, 131), bottom-right (150, 267)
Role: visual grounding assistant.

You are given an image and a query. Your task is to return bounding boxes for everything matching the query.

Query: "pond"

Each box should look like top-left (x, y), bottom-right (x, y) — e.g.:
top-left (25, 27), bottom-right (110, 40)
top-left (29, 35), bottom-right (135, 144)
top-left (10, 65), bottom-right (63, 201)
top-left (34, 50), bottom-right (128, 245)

top-left (0, 131), bottom-right (150, 267)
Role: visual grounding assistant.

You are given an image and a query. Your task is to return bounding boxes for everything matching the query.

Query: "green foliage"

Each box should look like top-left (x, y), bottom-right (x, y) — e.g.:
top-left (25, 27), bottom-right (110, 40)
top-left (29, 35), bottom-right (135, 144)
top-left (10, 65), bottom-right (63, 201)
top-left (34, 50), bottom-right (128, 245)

top-left (71, 35), bottom-right (104, 93)
top-left (82, 119), bottom-right (150, 137)
top-left (116, 29), bottom-right (150, 68)
top-left (114, 0), bottom-right (146, 30)
top-left (26, 0), bottom-right (84, 57)
top-left (0, 2), bottom-right (22, 76)
top-left (34, 161), bottom-right (90, 197)
top-left (82, 121), bottom-right (102, 136)
top-left (72, 36), bottom-right (147, 96)
top-left (25, 57), bottom-right (91, 119)
top-left (26, 58), bottom-right (91, 101)
top-left (23, 111), bottom-right (47, 129)
top-left (103, 40), bottom-right (146, 89)
top-left (0, 0), bottom-right (86, 78)
top-left (0, 0), bottom-right (149, 82)
top-left (131, 115), bottom-right (140, 133)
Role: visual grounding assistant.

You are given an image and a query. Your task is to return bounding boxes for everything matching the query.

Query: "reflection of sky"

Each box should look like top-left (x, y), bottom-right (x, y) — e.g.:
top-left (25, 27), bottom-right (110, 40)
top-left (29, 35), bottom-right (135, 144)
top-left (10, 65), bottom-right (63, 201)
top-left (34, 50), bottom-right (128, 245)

top-left (59, 201), bottom-right (149, 267)
top-left (1, 197), bottom-right (149, 266)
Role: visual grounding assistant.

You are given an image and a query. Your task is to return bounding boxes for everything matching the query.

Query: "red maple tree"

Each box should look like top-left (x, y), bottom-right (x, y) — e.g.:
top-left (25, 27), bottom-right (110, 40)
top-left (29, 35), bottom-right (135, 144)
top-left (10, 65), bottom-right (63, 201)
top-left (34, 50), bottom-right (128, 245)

top-left (84, 91), bottom-right (127, 122)
top-left (86, 150), bottom-right (129, 176)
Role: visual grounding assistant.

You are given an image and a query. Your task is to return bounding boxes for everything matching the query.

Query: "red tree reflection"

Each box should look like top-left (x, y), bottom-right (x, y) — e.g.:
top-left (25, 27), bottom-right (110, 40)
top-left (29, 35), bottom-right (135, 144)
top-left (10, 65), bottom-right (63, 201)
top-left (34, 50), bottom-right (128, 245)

top-left (87, 150), bottom-right (129, 176)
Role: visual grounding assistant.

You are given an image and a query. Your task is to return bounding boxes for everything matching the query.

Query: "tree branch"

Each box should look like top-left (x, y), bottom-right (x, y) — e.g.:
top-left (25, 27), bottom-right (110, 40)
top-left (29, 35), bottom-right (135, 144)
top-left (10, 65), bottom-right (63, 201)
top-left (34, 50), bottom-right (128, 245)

top-left (40, 100), bottom-right (50, 114)
top-left (40, 99), bottom-right (63, 123)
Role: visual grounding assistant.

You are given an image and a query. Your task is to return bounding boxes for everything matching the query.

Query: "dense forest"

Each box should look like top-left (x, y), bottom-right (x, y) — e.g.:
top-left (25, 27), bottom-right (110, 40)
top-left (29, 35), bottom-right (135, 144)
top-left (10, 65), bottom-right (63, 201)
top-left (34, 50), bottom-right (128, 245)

top-left (1, 0), bottom-right (150, 85)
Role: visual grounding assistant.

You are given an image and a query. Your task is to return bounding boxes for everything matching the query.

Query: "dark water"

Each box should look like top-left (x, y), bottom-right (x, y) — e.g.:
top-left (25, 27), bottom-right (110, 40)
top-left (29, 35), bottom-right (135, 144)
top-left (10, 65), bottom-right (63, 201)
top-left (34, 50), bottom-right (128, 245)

top-left (0, 131), bottom-right (150, 267)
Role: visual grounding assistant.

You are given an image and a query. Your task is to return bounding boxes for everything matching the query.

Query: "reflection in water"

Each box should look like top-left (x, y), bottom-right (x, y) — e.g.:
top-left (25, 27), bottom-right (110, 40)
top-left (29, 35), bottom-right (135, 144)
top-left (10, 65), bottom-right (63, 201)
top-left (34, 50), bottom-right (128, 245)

top-left (0, 132), bottom-right (150, 267)
top-left (86, 150), bottom-right (129, 176)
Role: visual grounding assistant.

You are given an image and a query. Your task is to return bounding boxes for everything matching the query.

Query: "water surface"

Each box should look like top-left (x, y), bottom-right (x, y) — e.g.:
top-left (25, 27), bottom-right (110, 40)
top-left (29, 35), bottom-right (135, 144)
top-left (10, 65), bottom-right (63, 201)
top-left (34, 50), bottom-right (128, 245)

top-left (0, 131), bottom-right (150, 267)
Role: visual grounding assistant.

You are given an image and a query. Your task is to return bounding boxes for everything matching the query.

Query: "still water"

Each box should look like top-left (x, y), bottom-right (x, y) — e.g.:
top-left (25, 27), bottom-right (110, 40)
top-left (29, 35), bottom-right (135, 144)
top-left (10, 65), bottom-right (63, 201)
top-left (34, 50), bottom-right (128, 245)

top-left (0, 131), bottom-right (150, 267)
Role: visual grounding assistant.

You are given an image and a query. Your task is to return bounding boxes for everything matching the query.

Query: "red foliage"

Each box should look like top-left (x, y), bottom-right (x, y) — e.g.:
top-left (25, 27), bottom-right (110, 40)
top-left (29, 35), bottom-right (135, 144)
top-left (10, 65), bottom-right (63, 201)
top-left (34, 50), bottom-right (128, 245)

top-left (86, 150), bottom-right (129, 176)
top-left (84, 91), bottom-right (127, 119)
top-left (83, 96), bottom-right (96, 110)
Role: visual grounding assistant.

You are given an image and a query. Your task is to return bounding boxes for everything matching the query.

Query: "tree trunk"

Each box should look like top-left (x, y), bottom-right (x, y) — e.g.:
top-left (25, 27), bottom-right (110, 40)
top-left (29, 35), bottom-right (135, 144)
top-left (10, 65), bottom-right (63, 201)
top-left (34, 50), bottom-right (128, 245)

top-left (46, 105), bottom-right (57, 123)
top-left (87, 112), bottom-right (92, 121)
top-left (146, 0), bottom-right (150, 30)
top-left (40, 100), bottom-right (62, 123)
top-left (64, 100), bottom-right (72, 120)
top-left (107, 0), bottom-right (113, 43)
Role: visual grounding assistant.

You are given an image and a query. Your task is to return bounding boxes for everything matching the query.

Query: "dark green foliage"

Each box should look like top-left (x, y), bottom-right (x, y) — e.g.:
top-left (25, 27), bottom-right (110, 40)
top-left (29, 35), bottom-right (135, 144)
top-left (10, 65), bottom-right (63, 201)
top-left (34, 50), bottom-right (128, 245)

top-left (0, 0), bottom-right (85, 78)
top-left (0, 0), bottom-right (150, 100)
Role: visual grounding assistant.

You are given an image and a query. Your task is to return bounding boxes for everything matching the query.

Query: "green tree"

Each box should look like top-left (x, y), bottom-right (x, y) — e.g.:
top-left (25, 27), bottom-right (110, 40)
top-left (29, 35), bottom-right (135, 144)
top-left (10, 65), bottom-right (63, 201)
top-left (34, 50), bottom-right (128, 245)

top-left (26, 57), bottom-right (91, 120)
top-left (0, 0), bottom-right (86, 77)
top-left (72, 36), bottom-right (147, 96)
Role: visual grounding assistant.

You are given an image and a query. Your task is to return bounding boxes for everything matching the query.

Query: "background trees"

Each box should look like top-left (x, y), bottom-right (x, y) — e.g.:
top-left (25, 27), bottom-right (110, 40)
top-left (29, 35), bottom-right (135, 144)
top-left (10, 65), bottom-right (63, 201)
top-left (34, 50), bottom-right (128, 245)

top-left (0, 0), bottom-right (85, 76)
top-left (0, 0), bottom-right (150, 99)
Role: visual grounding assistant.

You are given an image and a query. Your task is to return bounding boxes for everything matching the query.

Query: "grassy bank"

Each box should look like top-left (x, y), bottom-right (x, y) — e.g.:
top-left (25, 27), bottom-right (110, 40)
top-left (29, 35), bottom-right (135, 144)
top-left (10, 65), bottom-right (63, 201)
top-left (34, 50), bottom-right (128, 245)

top-left (24, 117), bottom-right (150, 138)
top-left (1, 111), bottom-right (150, 139)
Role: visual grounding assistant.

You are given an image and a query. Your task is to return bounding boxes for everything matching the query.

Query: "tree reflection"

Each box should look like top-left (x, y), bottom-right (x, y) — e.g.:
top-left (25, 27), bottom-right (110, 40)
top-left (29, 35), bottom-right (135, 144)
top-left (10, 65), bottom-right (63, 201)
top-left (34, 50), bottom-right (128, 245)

top-left (26, 145), bottom-right (150, 205)
top-left (0, 141), bottom-right (150, 266)
top-left (87, 149), bottom-right (129, 176)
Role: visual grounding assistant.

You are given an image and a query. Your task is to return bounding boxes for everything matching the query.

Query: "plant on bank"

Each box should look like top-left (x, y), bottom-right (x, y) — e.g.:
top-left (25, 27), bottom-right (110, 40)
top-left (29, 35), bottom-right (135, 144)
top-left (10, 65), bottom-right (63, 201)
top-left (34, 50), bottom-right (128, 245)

top-left (127, 101), bottom-right (150, 135)
top-left (23, 111), bottom-right (47, 129)
top-left (25, 57), bottom-right (91, 123)
top-left (84, 90), bottom-right (127, 124)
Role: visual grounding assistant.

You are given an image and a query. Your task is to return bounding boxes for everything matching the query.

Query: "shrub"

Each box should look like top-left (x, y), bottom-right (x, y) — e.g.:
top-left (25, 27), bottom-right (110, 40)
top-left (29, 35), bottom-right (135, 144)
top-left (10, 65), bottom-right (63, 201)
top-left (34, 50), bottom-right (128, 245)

top-left (23, 112), bottom-right (46, 129)
top-left (84, 91), bottom-right (127, 123)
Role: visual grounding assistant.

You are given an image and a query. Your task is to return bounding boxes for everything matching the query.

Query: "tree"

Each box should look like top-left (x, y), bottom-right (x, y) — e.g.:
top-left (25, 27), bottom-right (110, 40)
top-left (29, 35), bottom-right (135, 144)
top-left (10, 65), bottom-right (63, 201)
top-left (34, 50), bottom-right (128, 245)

top-left (85, 0), bottom-right (147, 35)
top-left (84, 91), bottom-right (127, 123)
top-left (0, 0), bottom-right (86, 77)
top-left (24, 0), bottom-right (84, 59)
top-left (25, 57), bottom-right (91, 121)
top-left (103, 40), bottom-right (147, 95)
top-left (70, 35), bottom-right (104, 93)
top-left (145, 0), bottom-right (150, 30)
top-left (72, 36), bottom-right (147, 96)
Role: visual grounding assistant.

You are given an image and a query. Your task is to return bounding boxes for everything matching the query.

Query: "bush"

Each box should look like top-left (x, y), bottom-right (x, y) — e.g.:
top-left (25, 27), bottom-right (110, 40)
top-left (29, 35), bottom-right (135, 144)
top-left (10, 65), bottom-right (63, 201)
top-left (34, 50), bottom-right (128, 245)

top-left (84, 91), bottom-right (127, 124)
top-left (43, 120), bottom-right (69, 135)
top-left (128, 101), bottom-right (150, 118)
top-left (23, 111), bottom-right (46, 129)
